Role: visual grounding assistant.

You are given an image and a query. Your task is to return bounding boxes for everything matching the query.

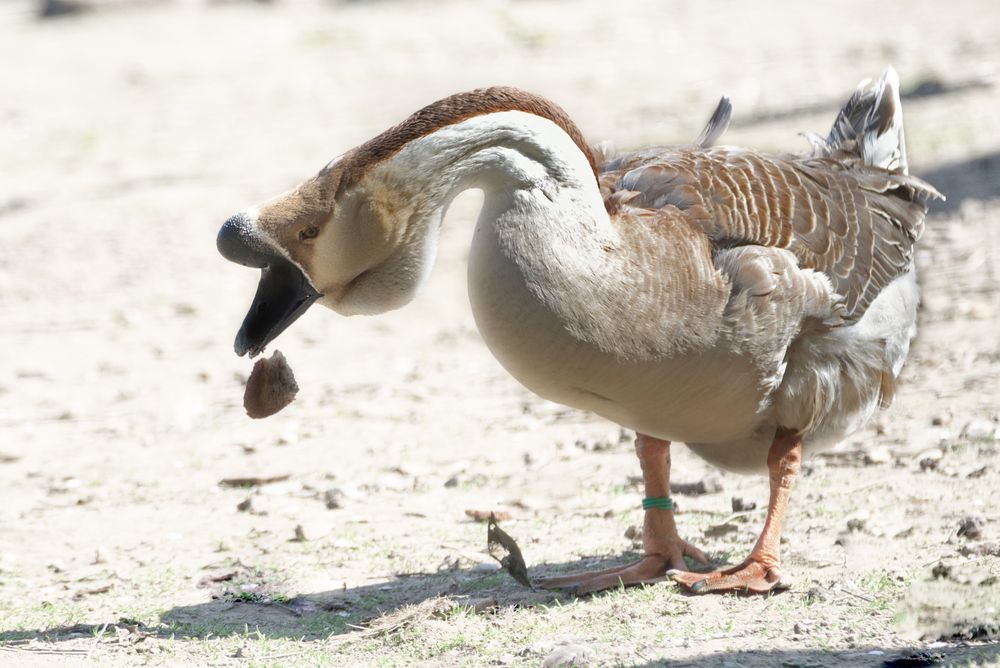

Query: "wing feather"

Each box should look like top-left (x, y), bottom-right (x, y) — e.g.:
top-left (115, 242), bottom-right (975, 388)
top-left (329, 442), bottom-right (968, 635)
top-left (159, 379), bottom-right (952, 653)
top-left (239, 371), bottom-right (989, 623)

top-left (602, 146), bottom-right (938, 322)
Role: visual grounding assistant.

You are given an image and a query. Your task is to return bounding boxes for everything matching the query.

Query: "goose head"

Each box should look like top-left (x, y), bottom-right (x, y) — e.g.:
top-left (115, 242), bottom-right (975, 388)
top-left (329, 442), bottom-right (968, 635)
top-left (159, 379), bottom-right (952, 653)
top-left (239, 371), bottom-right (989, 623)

top-left (217, 155), bottom-right (434, 357)
top-left (218, 86), bottom-right (599, 358)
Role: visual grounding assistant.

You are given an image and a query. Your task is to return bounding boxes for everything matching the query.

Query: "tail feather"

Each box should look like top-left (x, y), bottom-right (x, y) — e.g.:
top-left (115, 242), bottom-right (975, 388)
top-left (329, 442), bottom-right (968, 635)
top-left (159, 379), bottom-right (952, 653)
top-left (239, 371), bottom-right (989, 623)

top-left (813, 67), bottom-right (909, 174)
top-left (695, 96), bottom-right (733, 148)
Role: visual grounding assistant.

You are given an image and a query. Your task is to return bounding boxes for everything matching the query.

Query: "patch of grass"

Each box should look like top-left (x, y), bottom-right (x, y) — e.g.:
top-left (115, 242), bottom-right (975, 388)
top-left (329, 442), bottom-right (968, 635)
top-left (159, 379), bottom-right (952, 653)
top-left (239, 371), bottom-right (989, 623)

top-left (859, 570), bottom-right (898, 594)
top-left (216, 566), bottom-right (294, 606)
top-left (355, 590), bottom-right (393, 611)
top-left (461, 572), bottom-right (507, 592)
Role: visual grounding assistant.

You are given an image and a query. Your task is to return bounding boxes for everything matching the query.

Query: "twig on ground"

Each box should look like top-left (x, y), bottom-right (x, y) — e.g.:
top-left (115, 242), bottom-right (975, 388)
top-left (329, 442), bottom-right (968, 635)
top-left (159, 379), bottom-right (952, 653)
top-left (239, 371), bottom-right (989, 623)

top-left (85, 622), bottom-right (109, 662)
top-left (838, 585), bottom-right (874, 602)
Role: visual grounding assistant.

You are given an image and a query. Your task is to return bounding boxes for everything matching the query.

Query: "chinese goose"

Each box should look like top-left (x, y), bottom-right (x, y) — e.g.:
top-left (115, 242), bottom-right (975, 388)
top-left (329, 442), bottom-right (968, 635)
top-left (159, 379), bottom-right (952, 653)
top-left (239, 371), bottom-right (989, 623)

top-left (217, 67), bottom-right (941, 594)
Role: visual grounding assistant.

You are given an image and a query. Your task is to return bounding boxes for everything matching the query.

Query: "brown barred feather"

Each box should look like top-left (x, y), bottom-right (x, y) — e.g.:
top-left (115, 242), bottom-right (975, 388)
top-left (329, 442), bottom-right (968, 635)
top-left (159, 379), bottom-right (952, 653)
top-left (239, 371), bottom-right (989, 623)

top-left (601, 144), bottom-right (940, 322)
top-left (599, 67), bottom-right (942, 324)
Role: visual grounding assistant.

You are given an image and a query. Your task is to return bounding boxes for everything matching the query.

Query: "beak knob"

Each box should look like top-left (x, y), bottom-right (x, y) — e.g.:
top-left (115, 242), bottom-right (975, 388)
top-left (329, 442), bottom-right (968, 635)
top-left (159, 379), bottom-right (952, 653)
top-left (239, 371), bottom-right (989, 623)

top-left (217, 212), bottom-right (272, 268)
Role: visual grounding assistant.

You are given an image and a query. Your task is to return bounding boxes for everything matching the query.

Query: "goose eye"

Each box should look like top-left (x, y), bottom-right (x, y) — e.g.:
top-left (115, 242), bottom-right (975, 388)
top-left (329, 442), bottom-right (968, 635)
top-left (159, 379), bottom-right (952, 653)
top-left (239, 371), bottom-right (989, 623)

top-left (298, 226), bottom-right (319, 241)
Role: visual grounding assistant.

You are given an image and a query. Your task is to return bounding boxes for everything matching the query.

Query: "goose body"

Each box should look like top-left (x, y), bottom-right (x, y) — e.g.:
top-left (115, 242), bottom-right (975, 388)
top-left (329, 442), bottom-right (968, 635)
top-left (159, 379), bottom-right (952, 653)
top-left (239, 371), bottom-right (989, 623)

top-left (218, 68), bottom-right (940, 593)
top-left (466, 134), bottom-right (928, 472)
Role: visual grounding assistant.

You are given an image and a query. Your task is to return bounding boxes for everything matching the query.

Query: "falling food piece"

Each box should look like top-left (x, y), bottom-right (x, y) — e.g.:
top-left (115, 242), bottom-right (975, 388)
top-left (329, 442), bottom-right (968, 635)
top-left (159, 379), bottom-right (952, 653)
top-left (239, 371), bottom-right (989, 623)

top-left (243, 350), bottom-right (299, 419)
top-left (487, 513), bottom-right (532, 589)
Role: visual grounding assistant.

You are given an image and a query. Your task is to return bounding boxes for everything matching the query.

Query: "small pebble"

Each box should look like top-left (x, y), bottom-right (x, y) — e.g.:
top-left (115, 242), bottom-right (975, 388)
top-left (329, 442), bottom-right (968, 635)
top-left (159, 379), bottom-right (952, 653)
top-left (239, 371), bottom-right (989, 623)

top-left (292, 524), bottom-right (308, 542)
top-left (918, 448), bottom-right (943, 472)
top-left (324, 488), bottom-right (344, 509)
top-left (932, 561), bottom-right (952, 579)
top-left (574, 438), bottom-right (614, 452)
top-left (672, 478), bottom-right (723, 495)
top-left (846, 510), bottom-right (869, 533)
top-left (958, 516), bottom-right (984, 540)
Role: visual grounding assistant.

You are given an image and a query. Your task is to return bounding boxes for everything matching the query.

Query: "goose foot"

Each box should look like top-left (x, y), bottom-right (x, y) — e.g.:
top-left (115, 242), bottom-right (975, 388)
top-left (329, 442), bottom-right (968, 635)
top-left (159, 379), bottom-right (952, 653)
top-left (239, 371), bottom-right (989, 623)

top-left (669, 428), bottom-right (803, 596)
top-left (668, 558), bottom-right (788, 595)
top-left (539, 552), bottom-right (706, 594)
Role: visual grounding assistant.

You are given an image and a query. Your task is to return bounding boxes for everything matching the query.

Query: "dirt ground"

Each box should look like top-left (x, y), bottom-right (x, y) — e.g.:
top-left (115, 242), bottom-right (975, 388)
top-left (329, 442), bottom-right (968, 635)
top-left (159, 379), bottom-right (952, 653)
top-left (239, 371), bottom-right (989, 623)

top-left (2, 0), bottom-right (1000, 666)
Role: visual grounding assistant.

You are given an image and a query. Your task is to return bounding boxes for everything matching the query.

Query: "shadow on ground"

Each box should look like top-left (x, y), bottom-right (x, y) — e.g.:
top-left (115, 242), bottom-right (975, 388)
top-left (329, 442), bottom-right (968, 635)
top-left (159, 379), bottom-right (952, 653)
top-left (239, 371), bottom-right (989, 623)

top-left (0, 555), bottom-right (642, 642)
top-left (922, 151), bottom-right (1000, 213)
top-left (2, 555), bottom-right (998, 667)
top-left (628, 644), bottom-right (1000, 668)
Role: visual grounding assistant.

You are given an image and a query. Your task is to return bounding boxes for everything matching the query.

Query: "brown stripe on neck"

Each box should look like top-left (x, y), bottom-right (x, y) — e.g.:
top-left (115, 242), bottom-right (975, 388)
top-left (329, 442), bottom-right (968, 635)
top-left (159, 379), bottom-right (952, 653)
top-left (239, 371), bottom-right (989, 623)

top-left (334, 87), bottom-right (598, 191)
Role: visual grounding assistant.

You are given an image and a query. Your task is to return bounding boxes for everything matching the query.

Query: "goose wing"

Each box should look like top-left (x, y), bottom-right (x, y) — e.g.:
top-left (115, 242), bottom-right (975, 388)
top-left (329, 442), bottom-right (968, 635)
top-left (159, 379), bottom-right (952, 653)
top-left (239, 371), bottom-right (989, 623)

top-left (607, 148), bottom-right (937, 322)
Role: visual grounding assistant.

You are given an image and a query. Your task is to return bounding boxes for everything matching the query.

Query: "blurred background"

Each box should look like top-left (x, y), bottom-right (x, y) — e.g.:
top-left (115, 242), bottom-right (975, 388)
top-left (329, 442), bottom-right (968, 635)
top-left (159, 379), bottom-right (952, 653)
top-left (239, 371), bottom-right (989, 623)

top-left (1, 0), bottom-right (999, 664)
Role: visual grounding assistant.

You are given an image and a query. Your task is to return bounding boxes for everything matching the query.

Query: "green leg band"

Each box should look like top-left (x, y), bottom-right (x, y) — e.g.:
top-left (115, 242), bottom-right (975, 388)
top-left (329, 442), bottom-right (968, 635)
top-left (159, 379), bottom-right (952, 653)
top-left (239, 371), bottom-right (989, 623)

top-left (642, 496), bottom-right (674, 511)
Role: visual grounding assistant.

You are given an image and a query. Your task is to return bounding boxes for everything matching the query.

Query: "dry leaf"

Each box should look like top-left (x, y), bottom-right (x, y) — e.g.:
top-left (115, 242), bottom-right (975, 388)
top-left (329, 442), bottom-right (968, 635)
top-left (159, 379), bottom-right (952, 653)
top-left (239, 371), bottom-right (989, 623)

top-left (72, 583), bottom-right (113, 600)
top-left (219, 474), bottom-right (290, 488)
top-left (487, 513), bottom-right (532, 588)
top-left (465, 509), bottom-right (512, 522)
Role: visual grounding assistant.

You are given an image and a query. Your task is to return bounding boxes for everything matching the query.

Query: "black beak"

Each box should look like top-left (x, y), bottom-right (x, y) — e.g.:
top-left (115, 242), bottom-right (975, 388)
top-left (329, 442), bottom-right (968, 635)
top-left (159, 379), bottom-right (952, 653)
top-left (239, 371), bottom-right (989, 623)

top-left (218, 213), bottom-right (321, 358)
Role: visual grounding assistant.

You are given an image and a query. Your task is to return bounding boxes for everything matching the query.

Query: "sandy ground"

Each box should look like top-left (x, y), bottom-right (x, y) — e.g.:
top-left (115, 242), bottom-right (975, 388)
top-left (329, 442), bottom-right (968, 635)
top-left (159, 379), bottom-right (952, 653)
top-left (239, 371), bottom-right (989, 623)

top-left (1, 0), bottom-right (1000, 666)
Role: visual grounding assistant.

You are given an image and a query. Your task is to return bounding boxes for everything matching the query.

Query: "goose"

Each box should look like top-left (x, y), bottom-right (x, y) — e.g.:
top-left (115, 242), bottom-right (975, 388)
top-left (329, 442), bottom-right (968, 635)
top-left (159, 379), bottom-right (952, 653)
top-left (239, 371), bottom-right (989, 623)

top-left (217, 67), bottom-right (941, 595)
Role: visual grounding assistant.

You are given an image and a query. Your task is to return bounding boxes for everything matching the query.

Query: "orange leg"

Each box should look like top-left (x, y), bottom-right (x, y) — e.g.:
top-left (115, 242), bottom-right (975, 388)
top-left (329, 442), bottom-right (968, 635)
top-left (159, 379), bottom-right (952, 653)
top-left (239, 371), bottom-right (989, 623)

top-left (538, 434), bottom-right (709, 594)
top-left (669, 428), bottom-right (802, 594)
